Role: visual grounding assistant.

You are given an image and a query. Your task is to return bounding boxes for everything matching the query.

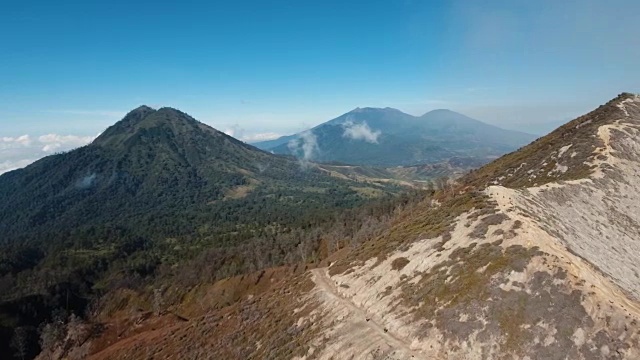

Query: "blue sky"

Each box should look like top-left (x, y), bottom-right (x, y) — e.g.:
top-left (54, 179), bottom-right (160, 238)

top-left (1, 0), bottom-right (639, 172)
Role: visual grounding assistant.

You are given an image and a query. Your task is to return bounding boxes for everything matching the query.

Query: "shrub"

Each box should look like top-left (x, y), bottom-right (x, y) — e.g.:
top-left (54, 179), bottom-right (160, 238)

top-left (391, 257), bottom-right (410, 271)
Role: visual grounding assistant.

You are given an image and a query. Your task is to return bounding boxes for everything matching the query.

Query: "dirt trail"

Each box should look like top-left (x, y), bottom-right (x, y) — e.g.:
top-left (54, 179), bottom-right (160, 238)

top-left (310, 268), bottom-right (424, 359)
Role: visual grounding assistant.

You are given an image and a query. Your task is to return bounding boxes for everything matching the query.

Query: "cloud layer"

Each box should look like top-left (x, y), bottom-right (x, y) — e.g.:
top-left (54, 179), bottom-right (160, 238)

top-left (0, 133), bottom-right (96, 175)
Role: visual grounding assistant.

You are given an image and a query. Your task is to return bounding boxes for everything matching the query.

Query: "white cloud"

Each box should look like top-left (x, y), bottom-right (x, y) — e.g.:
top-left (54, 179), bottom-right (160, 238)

top-left (0, 159), bottom-right (37, 175)
top-left (1, 135), bottom-right (32, 148)
top-left (221, 123), bottom-right (282, 143)
top-left (241, 132), bottom-right (281, 142)
top-left (223, 126), bottom-right (241, 138)
top-left (342, 120), bottom-right (381, 143)
top-left (38, 134), bottom-right (96, 153)
top-left (0, 133), bottom-right (97, 175)
top-left (41, 143), bottom-right (62, 152)
top-left (288, 130), bottom-right (318, 167)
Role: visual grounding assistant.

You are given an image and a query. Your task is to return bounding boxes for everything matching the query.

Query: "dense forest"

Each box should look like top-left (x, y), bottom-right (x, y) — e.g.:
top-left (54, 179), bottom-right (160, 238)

top-left (0, 105), bottom-right (430, 358)
top-left (1, 186), bottom-right (430, 359)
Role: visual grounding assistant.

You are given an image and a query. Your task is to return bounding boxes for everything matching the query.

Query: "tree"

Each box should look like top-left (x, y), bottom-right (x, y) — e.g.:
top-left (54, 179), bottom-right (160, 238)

top-left (67, 314), bottom-right (87, 346)
top-left (10, 327), bottom-right (28, 360)
top-left (445, 177), bottom-right (456, 195)
top-left (434, 176), bottom-right (449, 191)
top-left (424, 180), bottom-right (435, 193)
top-left (39, 322), bottom-right (64, 360)
top-left (153, 288), bottom-right (163, 316)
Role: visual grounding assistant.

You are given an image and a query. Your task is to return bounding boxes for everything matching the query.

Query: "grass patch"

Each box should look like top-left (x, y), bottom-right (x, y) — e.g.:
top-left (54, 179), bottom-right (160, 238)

top-left (469, 213), bottom-right (510, 239)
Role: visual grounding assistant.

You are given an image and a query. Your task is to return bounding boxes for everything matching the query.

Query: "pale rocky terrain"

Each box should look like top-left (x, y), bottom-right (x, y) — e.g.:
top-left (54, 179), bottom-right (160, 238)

top-left (291, 94), bottom-right (640, 359)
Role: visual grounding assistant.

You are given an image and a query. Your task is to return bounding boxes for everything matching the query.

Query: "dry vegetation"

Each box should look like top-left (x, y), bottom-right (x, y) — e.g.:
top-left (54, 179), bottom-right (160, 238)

top-left (400, 242), bottom-right (543, 328)
top-left (329, 190), bottom-right (492, 276)
top-left (77, 268), bottom-right (323, 360)
top-left (464, 93), bottom-right (633, 189)
top-left (390, 257), bottom-right (410, 271)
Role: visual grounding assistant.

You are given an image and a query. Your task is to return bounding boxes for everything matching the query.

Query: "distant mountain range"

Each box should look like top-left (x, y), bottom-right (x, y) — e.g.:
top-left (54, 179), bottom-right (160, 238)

top-left (253, 107), bottom-right (537, 166)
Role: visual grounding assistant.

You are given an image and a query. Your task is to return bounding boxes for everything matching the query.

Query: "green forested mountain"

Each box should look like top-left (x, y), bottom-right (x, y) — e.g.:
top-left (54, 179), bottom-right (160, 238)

top-left (254, 107), bottom-right (537, 166)
top-left (0, 106), bottom-right (405, 357)
top-left (0, 106), bottom-right (370, 245)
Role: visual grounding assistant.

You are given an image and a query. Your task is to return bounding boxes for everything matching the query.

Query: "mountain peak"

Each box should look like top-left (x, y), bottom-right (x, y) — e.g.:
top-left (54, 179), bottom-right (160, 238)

top-left (93, 106), bottom-right (155, 146)
top-left (124, 105), bottom-right (156, 121)
top-left (420, 108), bottom-right (464, 117)
top-left (426, 108), bottom-right (454, 113)
top-left (155, 106), bottom-right (184, 115)
top-left (349, 106), bottom-right (402, 114)
top-left (93, 105), bottom-right (211, 148)
top-left (131, 104), bottom-right (155, 112)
